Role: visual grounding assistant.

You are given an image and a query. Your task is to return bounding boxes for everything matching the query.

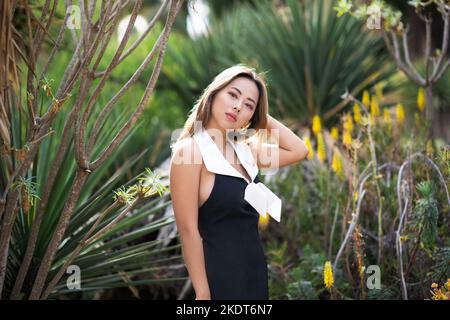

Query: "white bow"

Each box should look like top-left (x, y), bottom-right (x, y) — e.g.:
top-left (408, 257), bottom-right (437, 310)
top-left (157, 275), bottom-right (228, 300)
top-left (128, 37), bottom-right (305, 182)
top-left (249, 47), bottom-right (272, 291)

top-left (193, 127), bottom-right (282, 222)
top-left (244, 182), bottom-right (282, 222)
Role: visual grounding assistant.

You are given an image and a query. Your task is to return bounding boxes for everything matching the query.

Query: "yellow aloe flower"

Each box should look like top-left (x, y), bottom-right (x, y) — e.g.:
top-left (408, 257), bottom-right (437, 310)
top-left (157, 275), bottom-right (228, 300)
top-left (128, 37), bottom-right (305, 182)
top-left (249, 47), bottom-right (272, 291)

top-left (417, 87), bottom-right (425, 113)
top-left (258, 213), bottom-right (270, 230)
top-left (304, 136), bottom-right (314, 160)
top-left (430, 281), bottom-right (450, 300)
top-left (312, 114), bottom-right (322, 136)
top-left (344, 114), bottom-right (354, 132)
top-left (331, 148), bottom-right (343, 179)
top-left (362, 90), bottom-right (370, 108)
top-left (353, 191), bottom-right (359, 203)
top-left (324, 261), bottom-right (334, 289)
top-left (353, 103), bottom-right (361, 124)
top-left (396, 103), bottom-right (405, 124)
top-left (331, 127), bottom-right (339, 141)
top-left (370, 96), bottom-right (380, 118)
top-left (399, 235), bottom-right (409, 243)
top-left (342, 129), bottom-right (352, 148)
top-left (317, 132), bottom-right (326, 163)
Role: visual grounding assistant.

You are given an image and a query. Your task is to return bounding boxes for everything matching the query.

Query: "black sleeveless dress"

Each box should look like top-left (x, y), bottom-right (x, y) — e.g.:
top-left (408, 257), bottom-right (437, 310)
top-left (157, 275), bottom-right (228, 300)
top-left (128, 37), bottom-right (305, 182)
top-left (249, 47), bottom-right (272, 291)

top-left (198, 173), bottom-right (269, 300)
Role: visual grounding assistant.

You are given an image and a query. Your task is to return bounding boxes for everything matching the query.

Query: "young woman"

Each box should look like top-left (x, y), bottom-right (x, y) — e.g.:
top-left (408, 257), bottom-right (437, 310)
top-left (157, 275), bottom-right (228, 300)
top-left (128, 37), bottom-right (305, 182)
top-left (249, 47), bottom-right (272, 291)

top-left (170, 65), bottom-right (308, 300)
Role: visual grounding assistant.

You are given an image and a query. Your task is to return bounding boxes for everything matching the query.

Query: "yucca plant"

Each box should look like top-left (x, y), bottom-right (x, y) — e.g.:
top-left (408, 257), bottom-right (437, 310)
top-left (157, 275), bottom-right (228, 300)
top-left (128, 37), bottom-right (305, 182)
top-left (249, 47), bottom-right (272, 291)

top-left (0, 0), bottom-right (185, 299)
top-left (242, 0), bottom-right (394, 122)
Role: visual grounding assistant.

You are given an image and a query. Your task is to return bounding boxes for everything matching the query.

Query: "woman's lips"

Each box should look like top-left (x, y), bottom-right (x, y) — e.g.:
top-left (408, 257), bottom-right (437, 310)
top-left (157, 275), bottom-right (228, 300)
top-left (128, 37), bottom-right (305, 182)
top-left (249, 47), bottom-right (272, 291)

top-left (225, 112), bottom-right (237, 122)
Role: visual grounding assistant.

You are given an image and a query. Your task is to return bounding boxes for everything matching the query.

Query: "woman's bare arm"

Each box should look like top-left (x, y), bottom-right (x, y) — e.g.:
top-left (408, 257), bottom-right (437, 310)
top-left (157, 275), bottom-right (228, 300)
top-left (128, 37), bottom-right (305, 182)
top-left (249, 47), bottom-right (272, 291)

top-left (254, 114), bottom-right (309, 168)
top-left (170, 138), bottom-right (211, 299)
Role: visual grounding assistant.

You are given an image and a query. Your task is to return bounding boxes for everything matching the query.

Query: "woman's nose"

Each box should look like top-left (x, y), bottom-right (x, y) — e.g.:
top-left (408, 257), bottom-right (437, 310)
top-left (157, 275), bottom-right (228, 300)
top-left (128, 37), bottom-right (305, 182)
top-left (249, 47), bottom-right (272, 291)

top-left (233, 102), bottom-right (242, 112)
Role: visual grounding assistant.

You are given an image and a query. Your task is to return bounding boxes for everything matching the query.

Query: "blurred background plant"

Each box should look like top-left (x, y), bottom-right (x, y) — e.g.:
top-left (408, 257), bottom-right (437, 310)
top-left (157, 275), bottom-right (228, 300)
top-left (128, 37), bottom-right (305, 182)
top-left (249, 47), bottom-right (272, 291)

top-left (163, 0), bottom-right (394, 128)
top-left (334, 0), bottom-right (450, 140)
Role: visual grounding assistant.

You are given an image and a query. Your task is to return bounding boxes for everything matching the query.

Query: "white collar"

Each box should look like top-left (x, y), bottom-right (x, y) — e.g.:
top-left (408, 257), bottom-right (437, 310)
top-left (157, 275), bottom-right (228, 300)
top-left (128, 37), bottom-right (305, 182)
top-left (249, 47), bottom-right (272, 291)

top-left (193, 127), bottom-right (258, 183)
top-left (193, 127), bottom-right (282, 222)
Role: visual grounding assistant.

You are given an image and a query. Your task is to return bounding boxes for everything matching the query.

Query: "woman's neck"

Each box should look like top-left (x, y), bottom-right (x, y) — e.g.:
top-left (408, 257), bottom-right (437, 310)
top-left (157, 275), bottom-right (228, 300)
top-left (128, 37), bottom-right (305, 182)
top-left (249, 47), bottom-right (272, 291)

top-left (204, 123), bottom-right (234, 154)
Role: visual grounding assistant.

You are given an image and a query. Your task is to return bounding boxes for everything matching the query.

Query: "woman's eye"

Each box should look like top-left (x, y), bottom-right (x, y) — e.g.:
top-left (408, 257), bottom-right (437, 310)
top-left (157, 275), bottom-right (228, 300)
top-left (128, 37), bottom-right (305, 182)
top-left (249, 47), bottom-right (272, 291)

top-left (246, 104), bottom-right (254, 110)
top-left (229, 92), bottom-right (237, 98)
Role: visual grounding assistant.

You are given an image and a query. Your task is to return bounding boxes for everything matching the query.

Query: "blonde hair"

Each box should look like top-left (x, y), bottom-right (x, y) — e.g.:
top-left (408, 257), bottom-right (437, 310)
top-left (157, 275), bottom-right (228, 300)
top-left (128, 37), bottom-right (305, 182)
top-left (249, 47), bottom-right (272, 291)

top-left (173, 64), bottom-right (269, 146)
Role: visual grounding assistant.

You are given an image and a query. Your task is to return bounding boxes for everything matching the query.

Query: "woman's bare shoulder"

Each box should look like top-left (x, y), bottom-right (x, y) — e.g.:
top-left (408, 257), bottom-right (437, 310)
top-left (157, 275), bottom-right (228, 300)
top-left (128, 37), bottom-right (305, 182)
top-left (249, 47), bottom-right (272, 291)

top-left (170, 137), bottom-right (203, 170)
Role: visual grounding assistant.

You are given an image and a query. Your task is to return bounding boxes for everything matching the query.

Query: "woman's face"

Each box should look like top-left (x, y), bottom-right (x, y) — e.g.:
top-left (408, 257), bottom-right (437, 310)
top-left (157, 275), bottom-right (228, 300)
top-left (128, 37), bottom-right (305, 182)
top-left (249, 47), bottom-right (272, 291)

top-left (208, 76), bottom-right (259, 132)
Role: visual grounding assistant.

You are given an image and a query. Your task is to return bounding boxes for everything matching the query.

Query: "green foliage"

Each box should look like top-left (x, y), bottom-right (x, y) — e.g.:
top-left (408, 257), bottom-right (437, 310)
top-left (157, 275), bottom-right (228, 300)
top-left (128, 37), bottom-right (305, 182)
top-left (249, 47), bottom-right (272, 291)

top-left (260, 90), bottom-right (449, 299)
top-left (429, 247), bottom-right (450, 283)
top-left (367, 286), bottom-right (399, 299)
top-left (408, 181), bottom-right (439, 253)
top-left (164, 0), bottom-right (393, 124)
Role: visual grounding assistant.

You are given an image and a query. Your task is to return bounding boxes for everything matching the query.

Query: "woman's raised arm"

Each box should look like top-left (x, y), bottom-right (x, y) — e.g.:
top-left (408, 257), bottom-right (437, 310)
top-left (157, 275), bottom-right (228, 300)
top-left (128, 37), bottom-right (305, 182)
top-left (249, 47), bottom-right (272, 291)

top-left (254, 114), bottom-right (309, 169)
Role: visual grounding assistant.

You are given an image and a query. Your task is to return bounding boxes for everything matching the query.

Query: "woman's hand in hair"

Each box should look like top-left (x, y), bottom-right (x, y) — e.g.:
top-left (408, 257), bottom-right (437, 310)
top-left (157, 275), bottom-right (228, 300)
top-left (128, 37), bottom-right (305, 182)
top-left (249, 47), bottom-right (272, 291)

top-left (253, 114), bottom-right (309, 169)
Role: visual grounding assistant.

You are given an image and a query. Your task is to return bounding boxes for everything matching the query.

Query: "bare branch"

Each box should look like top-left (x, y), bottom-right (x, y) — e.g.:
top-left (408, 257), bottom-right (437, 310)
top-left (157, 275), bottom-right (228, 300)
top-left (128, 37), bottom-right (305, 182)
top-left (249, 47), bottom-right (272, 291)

top-left (29, 0), bottom-right (58, 122)
top-left (94, 0), bottom-right (170, 78)
top-left (396, 191), bottom-right (409, 300)
top-left (402, 25), bottom-right (425, 84)
top-left (431, 3), bottom-right (450, 83)
top-left (87, 21), bottom-right (168, 154)
top-left (38, 1), bottom-right (71, 86)
top-left (434, 57), bottom-right (450, 80)
top-left (27, 0), bottom-right (185, 300)
top-left (0, 191), bottom-right (20, 297)
top-left (382, 30), bottom-right (425, 86)
top-left (76, 0), bottom-right (143, 166)
top-left (79, 0), bottom-right (89, 52)
top-left (31, 0), bottom-right (53, 58)
top-left (333, 189), bottom-right (367, 271)
top-left (90, 0), bottom-right (184, 171)
top-left (90, 0), bottom-right (115, 72)
top-left (43, 1), bottom-right (114, 127)
top-left (423, 14), bottom-right (432, 83)
top-left (74, 68), bottom-right (95, 170)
